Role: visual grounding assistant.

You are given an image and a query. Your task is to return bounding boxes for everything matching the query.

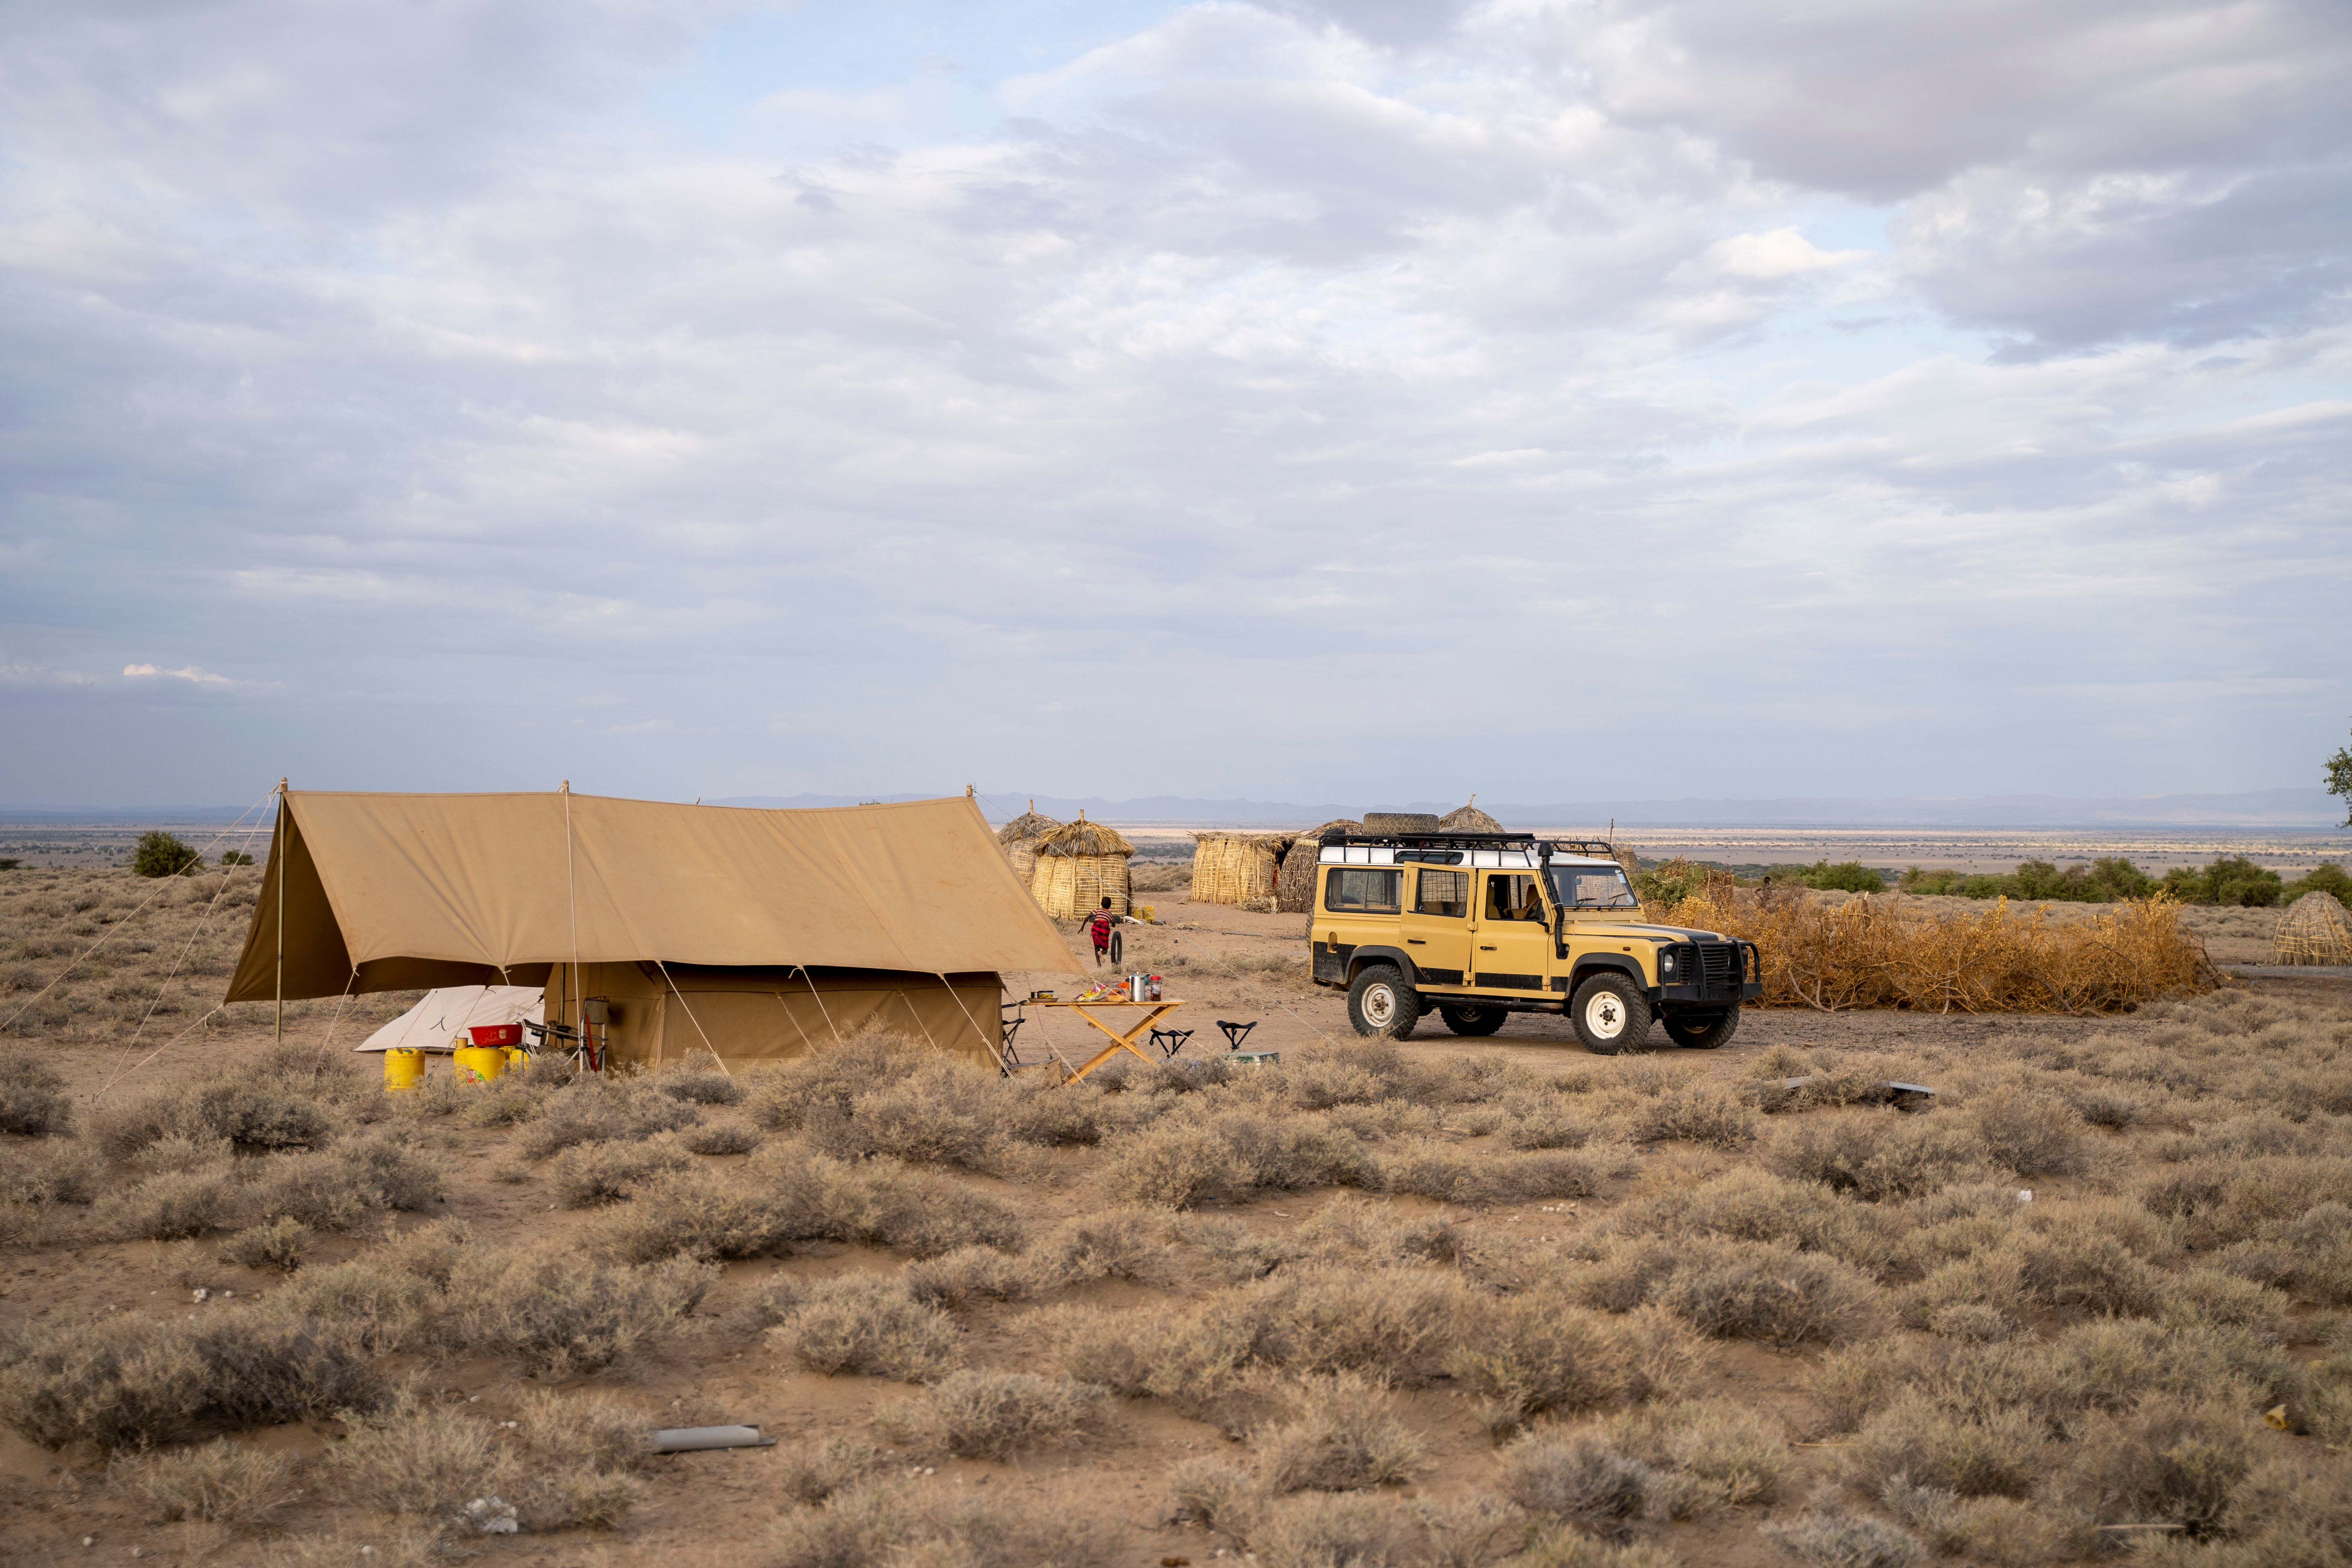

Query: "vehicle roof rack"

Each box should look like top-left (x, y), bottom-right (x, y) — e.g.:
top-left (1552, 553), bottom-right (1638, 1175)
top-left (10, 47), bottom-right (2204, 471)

top-left (1321, 831), bottom-right (1622, 859)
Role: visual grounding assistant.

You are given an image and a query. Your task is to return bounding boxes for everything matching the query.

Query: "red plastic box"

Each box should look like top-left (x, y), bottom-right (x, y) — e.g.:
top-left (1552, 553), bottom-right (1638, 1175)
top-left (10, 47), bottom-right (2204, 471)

top-left (469, 1023), bottom-right (524, 1048)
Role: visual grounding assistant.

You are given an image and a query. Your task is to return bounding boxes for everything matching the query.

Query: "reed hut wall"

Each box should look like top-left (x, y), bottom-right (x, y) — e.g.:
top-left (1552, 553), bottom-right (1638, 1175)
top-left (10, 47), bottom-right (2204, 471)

top-left (2272, 891), bottom-right (2352, 965)
top-left (1030, 815), bottom-right (1136, 919)
top-left (1277, 818), bottom-right (1362, 913)
top-left (996, 803), bottom-right (1063, 896)
top-left (1192, 832), bottom-right (1292, 907)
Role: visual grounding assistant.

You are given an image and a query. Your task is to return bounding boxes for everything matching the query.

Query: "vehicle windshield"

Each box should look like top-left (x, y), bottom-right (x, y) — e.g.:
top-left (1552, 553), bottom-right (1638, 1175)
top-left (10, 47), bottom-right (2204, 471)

top-left (1548, 865), bottom-right (1639, 909)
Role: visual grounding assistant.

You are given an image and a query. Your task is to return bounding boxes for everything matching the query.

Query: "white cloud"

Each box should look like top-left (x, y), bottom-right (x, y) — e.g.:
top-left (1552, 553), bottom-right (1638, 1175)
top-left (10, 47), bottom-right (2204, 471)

top-left (122, 664), bottom-right (238, 688)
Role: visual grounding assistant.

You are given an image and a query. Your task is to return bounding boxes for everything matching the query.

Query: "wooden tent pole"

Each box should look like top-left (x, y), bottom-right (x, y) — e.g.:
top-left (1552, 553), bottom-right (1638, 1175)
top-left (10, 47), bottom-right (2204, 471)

top-left (274, 778), bottom-right (287, 1046)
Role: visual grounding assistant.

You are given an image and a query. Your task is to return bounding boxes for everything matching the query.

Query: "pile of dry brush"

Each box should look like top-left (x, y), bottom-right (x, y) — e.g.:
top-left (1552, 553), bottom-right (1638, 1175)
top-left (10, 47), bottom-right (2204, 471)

top-left (1657, 882), bottom-right (2217, 1014)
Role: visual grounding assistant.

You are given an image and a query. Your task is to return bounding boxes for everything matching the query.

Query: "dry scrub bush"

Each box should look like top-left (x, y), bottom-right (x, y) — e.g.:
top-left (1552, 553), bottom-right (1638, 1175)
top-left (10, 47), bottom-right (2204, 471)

top-left (265, 1220), bottom-right (469, 1352)
top-left (767, 1479), bottom-right (1109, 1568)
top-left (775, 1434), bottom-right (885, 1504)
top-left (769, 1274), bottom-right (963, 1381)
top-left (250, 1133), bottom-right (443, 1229)
top-left (1446, 1300), bottom-right (1701, 1435)
top-left (93, 1167), bottom-right (241, 1240)
top-left (547, 1136), bottom-right (696, 1206)
top-left (1594, 1167), bottom-right (1893, 1277)
top-left (588, 1145), bottom-right (1025, 1262)
top-left (1660, 885), bottom-right (2211, 1013)
top-left (653, 1052), bottom-right (742, 1105)
top-left (1580, 1399), bottom-right (1791, 1515)
top-left (903, 1245), bottom-right (1038, 1307)
top-left (0, 1047), bottom-right (73, 1135)
top-left (88, 1076), bottom-right (338, 1157)
top-left (1508, 1527), bottom-right (1682, 1568)
top-left (1249, 1373), bottom-right (1425, 1493)
top-left (328, 1389), bottom-right (647, 1534)
top-left (872, 1369), bottom-right (1111, 1458)
top-left (1213, 1107), bottom-right (1374, 1192)
top-left (1633, 1085), bottom-right (1755, 1148)
top-left (1965, 1087), bottom-right (2092, 1177)
top-left (1500, 1430), bottom-right (1657, 1539)
top-left (113, 1437), bottom-right (296, 1523)
top-left (1379, 1139), bottom-right (1635, 1206)
top-left (681, 1119), bottom-right (761, 1155)
top-left (1031, 1205), bottom-right (1178, 1285)
top-left (1763, 1508), bottom-right (1924, 1568)
top-left (512, 1078), bottom-right (701, 1157)
top-left (0, 1138), bottom-right (101, 1205)
top-left (1768, 1115), bottom-right (1994, 1201)
top-left (2132, 1453), bottom-right (2352, 1568)
top-left (219, 1217), bottom-right (310, 1271)
top-left (1877, 1479), bottom-right (2078, 1568)
top-left (1291, 1196), bottom-right (1464, 1267)
top-left (1571, 1237), bottom-right (1880, 1347)
top-left (1038, 1265), bottom-right (1492, 1414)
top-left (1099, 1120), bottom-right (1229, 1208)
top-left (0, 1307), bottom-right (379, 1448)
top-left (440, 1248), bottom-right (714, 1374)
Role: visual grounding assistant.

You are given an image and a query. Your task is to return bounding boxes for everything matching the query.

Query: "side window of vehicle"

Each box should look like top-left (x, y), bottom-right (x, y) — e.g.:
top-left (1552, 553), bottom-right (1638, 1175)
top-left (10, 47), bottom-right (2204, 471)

top-left (1414, 869), bottom-right (1468, 917)
top-left (1484, 873), bottom-right (1543, 920)
top-left (1325, 867), bottom-right (1402, 913)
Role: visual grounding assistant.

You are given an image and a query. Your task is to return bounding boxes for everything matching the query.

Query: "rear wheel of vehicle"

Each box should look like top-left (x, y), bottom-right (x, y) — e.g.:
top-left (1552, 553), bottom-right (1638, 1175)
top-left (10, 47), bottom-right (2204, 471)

top-left (1570, 974), bottom-right (1649, 1055)
top-left (1662, 1006), bottom-right (1739, 1049)
top-left (1348, 964), bottom-right (1421, 1040)
top-left (1440, 1004), bottom-right (1507, 1037)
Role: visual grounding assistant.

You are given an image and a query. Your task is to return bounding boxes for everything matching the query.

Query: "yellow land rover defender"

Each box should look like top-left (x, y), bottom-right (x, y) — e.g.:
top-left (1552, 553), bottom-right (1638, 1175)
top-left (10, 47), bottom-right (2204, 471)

top-left (1309, 827), bottom-right (1760, 1053)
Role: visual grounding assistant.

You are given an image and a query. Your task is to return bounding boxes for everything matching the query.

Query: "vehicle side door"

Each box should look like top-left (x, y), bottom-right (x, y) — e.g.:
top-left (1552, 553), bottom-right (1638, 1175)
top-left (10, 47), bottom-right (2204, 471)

top-left (1469, 871), bottom-right (1552, 995)
top-left (1399, 866), bottom-right (1472, 989)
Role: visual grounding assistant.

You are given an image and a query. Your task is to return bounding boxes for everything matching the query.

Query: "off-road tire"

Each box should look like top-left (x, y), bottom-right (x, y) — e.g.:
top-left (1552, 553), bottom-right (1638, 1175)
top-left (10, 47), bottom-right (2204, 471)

top-left (1570, 974), bottom-right (1649, 1055)
top-left (1663, 1007), bottom-right (1739, 1049)
top-left (1348, 964), bottom-right (1421, 1040)
top-left (1362, 812), bottom-right (1442, 834)
top-left (1440, 1004), bottom-right (1507, 1037)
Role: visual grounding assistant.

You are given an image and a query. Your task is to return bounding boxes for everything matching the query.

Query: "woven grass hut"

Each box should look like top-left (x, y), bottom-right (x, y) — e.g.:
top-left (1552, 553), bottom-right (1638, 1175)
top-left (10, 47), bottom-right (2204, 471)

top-left (996, 799), bottom-right (1063, 893)
top-left (1192, 831), bottom-right (1293, 908)
top-left (1439, 796), bottom-right (1504, 834)
top-left (1277, 818), bottom-right (1361, 913)
top-left (1032, 812), bottom-right (1135, 919)
top-left (2272, 891), bottom-right (2352, 965)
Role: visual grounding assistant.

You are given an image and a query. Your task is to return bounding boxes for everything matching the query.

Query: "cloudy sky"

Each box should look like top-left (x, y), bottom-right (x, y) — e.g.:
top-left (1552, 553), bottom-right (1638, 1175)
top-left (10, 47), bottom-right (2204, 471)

top-left (2, 0), bottom-right (2347, 810)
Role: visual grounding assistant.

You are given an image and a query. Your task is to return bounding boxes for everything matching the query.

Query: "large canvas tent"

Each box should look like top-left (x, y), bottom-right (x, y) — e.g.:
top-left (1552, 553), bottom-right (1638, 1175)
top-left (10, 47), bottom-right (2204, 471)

top-left (225, 789), bottom-right (1081, 1069)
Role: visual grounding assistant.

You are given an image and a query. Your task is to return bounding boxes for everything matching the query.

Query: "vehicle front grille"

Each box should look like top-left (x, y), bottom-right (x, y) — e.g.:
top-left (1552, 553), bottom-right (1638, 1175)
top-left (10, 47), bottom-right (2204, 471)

top-left (1697, 942), bottom-right (1740, 1000)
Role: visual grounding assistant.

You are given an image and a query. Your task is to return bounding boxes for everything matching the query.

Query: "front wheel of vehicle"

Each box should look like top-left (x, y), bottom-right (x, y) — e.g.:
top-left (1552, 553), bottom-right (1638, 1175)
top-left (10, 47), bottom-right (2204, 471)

top-left (1570, 974), bottom-right (1650, 1055)
top-left (1662, 1006), bottom-right (1739, 1049)
top-left (1440, 1004), bottom-right (1507, 1037)
top-left (1348, 964), bottom-right (1421, 1040)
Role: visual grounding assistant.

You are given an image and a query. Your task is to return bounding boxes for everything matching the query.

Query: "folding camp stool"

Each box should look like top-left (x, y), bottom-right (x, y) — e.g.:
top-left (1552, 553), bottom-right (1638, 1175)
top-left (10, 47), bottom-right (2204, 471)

top-left (1216, 1020), bottom-right (1258, 1052)
top-left (997, 1002), bottom-right (1029, 1074)
top-left (1149, 1027), bottom-right (1194, 1061)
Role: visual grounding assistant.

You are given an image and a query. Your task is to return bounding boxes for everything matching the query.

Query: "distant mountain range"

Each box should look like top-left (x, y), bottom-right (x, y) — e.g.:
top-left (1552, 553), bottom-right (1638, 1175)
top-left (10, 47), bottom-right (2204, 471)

top-left (5, 786), bottom-right (2337, 831)
top-left (715, 787), bottom-right (2346, 830)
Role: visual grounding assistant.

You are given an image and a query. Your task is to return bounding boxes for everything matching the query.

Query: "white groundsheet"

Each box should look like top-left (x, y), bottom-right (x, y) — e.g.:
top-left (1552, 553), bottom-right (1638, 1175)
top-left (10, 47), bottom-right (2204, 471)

top-left (355, 985), bottom-right (546, 1054)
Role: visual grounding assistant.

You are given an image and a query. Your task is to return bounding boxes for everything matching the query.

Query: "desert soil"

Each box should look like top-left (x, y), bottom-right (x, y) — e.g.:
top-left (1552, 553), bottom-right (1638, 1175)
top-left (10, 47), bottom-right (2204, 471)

top-left (0, 871), bottom-right (2348, 1566)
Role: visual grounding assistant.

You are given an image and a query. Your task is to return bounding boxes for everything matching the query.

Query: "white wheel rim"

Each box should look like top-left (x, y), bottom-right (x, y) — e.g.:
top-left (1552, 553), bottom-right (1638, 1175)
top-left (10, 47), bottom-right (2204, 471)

top-left (1584, 992), bottom-right (1626, 1040)
top-left (1363, 985), bottom-right (1396, 1027)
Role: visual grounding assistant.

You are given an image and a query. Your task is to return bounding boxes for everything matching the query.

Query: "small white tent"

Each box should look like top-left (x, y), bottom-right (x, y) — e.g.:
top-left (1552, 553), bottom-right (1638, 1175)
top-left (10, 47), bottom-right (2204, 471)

top-left (357, 985), bottom-right (545, 1054)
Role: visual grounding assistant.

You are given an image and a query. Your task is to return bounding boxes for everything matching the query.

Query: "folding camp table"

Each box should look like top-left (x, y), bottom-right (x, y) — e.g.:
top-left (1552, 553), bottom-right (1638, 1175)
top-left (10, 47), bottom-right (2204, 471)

top-left (1028, 998), bottom-right (1187, 1084)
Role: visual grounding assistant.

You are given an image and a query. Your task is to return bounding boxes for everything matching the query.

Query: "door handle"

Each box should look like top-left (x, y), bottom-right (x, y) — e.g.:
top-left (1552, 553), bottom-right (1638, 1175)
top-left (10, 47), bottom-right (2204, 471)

top-left (1479, 945), bottom-right (1497, 951)
top-left (1406, 938), bottom-right (1425, 945)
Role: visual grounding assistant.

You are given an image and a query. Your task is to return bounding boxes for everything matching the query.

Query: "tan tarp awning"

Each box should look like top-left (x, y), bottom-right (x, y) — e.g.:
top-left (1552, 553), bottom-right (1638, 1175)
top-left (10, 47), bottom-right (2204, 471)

top-left (225, 790), bottom-right (1082, 1002)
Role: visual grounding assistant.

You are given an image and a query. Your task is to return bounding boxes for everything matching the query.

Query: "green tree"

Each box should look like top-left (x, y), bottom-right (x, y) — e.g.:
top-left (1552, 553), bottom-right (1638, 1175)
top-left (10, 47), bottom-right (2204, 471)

top-left (132, 830), bottom-right (199, 878)
top-left (2330, 725), bottom-right (2352, 826)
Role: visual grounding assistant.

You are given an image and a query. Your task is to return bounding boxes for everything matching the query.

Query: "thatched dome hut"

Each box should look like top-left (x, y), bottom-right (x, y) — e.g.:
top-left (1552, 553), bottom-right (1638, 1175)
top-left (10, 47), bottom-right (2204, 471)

top-left (2272, 891), bottom-right (2352, 965)
top-left (1031, 811), bottom-right (1136, 919)
top-left (1439, 796), bottom-right (1503, 834)
top-left (996, 799), bottom-right (1063, 892)
top-left (1277, 818), bottom-right (1361, 913)
top-left (1192, 831), bottom-right (1293, 909)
